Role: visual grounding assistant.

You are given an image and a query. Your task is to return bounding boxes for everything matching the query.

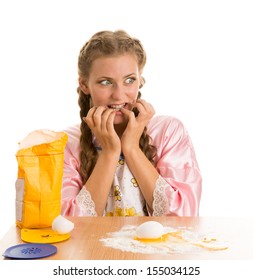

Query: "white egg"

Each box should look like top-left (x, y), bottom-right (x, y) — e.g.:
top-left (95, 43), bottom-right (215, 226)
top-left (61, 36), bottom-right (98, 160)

top-left (136, 221), bottom-right (165, 239)
top-left (52, 215), bottom-right (74, 234)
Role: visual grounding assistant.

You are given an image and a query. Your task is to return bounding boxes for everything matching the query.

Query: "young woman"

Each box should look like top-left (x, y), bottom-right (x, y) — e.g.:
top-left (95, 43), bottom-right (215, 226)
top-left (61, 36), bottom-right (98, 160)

top-left (61, 30), bottom-right (202, 217)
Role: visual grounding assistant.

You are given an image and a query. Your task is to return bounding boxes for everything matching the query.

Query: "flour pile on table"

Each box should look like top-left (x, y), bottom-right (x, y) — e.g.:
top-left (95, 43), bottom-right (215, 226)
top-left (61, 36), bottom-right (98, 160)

top-left (100, 225), bottom-right (228, 255)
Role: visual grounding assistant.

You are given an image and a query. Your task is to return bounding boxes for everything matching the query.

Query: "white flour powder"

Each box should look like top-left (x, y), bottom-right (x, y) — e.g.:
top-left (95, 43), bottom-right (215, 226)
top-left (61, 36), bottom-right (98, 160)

top-left (100, 225), bottom-right (228, 255)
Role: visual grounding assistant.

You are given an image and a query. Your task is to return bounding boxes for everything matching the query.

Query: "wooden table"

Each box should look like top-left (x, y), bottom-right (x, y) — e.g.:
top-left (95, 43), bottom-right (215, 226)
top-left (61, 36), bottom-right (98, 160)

top-left (1, 216), bottom-right (253, 260)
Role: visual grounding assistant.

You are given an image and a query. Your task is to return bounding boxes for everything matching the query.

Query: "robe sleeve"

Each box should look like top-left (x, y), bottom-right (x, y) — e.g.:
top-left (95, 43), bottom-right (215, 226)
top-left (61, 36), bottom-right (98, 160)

top-left (61, 128), bottom-right (96, 217)
top-left (151, 117), bottom-right (202, 216)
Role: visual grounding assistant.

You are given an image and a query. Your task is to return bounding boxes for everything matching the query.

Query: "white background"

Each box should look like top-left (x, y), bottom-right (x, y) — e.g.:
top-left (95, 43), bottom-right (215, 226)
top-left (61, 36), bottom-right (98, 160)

top-left (0, 0), bottom-right (253, 240)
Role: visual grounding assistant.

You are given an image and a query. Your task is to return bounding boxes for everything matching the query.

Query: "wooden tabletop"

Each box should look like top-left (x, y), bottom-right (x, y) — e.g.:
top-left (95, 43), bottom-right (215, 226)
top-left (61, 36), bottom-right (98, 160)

top-left (1, 216), bottom-right (253, 260)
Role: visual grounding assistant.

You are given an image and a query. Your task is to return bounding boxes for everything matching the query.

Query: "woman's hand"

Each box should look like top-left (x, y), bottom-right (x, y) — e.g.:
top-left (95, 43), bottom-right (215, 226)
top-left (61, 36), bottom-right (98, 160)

top-left (120, 99), bottom-right (155, 153)
top-left (83, 106), bottom-right (121, 216)
top-left (84, 106), bottom-right (121, 155)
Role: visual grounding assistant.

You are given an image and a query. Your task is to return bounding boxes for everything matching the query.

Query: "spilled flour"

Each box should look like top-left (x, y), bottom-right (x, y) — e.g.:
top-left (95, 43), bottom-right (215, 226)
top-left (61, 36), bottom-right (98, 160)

top-left (100, 225), bottom-right (228, 255)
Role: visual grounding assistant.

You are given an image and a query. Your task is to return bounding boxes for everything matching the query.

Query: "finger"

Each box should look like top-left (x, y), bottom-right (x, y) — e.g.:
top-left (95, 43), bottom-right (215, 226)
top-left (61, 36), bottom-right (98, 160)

top-left (136, 99), bottom-right (153, 111)
top-left (83, 106), bottom-right (97, 127)
top-left (85, 106), bottom-right (97, 118)
top-left (120, 107), bottom-right (131, 115)
top-left (92, 106), bottom-right (107, 128)
top-left (120, 107), bottom-right (136, 123)
top-left (100, 108), bottom-right (116, 132)
top-left (135, 99), bottom-right (155, 116)
top-left (106, 110), bottom-right (117, 133)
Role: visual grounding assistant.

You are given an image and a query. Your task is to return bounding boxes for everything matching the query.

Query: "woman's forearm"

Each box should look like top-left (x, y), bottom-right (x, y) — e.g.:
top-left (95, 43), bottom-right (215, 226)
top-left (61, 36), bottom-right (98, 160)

top-left (123, 147), bottom-right (159, 213)
top-left (84, 151), bottom-right (119, 215)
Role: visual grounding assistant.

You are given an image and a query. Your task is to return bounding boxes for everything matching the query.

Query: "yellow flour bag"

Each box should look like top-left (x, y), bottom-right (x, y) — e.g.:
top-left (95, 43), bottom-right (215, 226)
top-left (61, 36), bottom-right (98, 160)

top-left (15, 130), bottom-right (68, 229)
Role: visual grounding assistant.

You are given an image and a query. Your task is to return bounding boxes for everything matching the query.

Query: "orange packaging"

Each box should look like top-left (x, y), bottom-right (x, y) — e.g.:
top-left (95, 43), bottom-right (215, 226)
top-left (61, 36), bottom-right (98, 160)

top-left (15, 130), bottom-right (68, 228)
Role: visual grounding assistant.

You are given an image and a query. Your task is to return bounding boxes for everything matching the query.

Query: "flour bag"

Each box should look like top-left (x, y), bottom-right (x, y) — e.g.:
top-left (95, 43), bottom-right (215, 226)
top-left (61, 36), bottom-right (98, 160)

top-left (15, 130), bottom-right (68, 228)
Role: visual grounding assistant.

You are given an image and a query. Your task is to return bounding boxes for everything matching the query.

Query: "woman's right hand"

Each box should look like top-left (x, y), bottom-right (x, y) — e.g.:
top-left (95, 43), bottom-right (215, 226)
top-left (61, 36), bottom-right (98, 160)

top-left (83, 106), bottom-right (121, 155)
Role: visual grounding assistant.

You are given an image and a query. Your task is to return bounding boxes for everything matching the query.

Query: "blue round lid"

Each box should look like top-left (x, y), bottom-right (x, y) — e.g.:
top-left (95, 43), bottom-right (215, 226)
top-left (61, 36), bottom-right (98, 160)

top-left (2, 243), bottom-right (57, 259)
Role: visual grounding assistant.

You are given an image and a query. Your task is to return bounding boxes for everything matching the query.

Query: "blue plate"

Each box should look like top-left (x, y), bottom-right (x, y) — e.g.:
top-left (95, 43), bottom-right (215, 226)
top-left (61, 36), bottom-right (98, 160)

top-left (2, 243), bottom-right (57, 259)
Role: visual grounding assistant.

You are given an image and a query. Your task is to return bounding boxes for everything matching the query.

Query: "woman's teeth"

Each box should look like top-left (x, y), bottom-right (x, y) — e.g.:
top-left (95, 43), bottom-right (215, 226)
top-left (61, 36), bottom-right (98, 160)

top-left (108, 103), bottom-right (126, 110)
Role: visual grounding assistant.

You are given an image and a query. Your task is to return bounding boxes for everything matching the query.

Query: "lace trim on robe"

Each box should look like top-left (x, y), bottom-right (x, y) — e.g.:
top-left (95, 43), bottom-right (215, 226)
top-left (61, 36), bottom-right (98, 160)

top-left (153, 175), bottom-right (174, 216)
top-left (76, 186), bottom-right (97, 216)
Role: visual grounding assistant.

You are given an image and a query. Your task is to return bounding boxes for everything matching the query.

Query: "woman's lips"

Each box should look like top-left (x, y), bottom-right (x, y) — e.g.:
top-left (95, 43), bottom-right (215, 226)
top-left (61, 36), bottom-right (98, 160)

top-left (108, 103), bottom-right (127, 110)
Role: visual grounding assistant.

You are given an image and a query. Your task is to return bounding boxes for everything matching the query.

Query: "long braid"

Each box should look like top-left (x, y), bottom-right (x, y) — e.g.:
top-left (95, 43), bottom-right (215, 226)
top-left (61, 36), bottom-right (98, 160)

top-left (139, 127), bottom-right (157, 165)
top-left (136, 91), bottom-right (157, 165)
top-left (78, 87), bottom-right (98, 184)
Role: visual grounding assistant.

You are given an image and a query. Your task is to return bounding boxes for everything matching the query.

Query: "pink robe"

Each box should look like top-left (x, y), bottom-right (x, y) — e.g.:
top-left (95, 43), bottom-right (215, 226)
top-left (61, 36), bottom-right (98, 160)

top-left (61, 115), bottom-right (202, 216)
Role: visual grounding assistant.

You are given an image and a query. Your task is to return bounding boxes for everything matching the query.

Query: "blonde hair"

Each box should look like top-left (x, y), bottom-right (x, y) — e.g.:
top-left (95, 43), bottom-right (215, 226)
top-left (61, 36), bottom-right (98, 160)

top-left (77, 30), bottom-right (157, 184)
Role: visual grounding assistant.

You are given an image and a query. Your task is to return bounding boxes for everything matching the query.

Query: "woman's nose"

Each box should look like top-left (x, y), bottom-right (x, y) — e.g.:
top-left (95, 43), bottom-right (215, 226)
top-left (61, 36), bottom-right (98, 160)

top-left (111, 83), bottom-right (124, 99)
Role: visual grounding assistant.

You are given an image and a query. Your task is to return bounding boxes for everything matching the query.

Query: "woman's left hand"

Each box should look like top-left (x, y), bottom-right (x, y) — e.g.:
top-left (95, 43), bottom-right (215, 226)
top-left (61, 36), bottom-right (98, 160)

top-left (120, 99), bottom-right (155, 153)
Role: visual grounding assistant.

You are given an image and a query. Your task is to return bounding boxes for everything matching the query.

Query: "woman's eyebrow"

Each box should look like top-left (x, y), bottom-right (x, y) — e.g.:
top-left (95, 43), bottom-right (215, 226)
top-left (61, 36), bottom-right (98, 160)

top-left (96, 76), bottom-right (114, 81)
top-left (98, 73), bottom-right (136, 80)
top-left (123, 73), bottom-right (137, 78)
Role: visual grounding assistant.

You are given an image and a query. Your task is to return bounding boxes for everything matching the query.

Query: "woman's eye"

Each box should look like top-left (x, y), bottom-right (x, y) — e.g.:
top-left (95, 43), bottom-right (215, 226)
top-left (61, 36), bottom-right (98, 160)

top-left (125, 77), bottom-right (135, 84)
top-left (100, 80), bottom-right (111, 86)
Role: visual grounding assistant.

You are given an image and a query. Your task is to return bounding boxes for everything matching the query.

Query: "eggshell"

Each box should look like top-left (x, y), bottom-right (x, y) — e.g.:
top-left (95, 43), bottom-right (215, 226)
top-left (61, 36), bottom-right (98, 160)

top-left (136, 221), bottom-right (165, 239)
top-left (52, 215), bottom-right (74, 234)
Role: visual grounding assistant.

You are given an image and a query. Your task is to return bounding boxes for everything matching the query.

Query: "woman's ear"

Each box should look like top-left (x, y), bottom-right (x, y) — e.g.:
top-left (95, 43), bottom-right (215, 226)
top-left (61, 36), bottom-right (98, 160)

top-left (78, 77), bottom-right (90, 95)
top-left (139, 76), bottom-right (145, 89)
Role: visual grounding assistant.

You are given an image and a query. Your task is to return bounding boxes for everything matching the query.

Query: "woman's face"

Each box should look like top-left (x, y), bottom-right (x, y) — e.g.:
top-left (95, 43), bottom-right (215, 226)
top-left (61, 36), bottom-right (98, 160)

top-left (82, 54), bottom-right (141, 125)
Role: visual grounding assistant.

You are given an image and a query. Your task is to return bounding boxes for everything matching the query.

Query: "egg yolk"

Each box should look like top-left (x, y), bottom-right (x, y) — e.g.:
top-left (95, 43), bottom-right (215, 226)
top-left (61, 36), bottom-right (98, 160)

top-left (134, 232), bottom-right (170, 243)
top-left (134, 231), bottom-right (184, 243)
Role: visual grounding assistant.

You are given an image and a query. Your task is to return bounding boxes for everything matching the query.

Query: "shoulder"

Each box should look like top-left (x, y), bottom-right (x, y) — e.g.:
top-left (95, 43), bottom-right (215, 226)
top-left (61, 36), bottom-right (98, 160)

top-left (63, 124), bottom-right (81, 156)
top-left (63, 124), bottom-right (81, 140)
top-left (147, 115), bottom-right (190, 151)
top-left (147, 115), bottom-right (186, 136)
top-left (147, 115), bottom-right (195, 162)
